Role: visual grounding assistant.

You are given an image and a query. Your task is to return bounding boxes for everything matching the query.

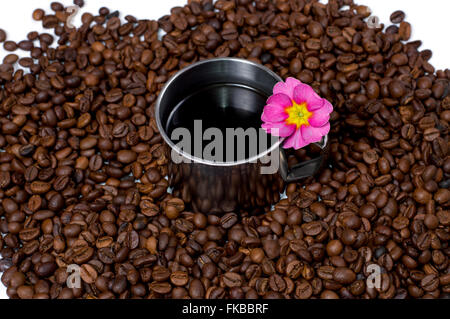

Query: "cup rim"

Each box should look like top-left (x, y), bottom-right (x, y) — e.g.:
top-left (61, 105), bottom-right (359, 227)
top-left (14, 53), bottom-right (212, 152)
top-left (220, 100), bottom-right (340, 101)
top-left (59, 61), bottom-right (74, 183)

top-left (155, 57), bottom-right (285, 167)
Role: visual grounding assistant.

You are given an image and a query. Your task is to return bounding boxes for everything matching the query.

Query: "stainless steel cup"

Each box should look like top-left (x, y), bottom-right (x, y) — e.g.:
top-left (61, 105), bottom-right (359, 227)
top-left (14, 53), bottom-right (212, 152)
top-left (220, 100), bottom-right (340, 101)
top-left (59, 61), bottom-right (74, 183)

top-left (156, 58), bottom-right (328, 214)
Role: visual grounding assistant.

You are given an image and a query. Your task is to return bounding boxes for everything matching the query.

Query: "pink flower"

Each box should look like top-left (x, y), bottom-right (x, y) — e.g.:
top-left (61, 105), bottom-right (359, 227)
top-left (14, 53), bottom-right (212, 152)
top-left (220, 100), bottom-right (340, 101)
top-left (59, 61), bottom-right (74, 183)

top-left (261, 77), bottom-right (333, 149)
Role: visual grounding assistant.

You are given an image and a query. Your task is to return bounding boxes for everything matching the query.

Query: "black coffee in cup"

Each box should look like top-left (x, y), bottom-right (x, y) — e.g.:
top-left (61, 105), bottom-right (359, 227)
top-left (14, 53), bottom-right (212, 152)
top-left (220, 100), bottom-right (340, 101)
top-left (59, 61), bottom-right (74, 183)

top-left (166, 83), bottom-right (274, 162)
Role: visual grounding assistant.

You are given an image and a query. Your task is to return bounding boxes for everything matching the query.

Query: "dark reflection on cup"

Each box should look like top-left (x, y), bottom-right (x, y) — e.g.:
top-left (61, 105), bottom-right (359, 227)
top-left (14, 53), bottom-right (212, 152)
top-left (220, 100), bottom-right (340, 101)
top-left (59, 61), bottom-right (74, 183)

top-left (168, 156), bottom-right (284, 214)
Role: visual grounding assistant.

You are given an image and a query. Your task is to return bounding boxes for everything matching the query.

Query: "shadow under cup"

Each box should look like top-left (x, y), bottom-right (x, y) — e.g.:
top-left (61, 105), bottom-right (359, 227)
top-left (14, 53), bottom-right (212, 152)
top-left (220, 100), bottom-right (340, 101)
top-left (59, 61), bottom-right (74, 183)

top-left (156, 58), bottom-right (327, 214)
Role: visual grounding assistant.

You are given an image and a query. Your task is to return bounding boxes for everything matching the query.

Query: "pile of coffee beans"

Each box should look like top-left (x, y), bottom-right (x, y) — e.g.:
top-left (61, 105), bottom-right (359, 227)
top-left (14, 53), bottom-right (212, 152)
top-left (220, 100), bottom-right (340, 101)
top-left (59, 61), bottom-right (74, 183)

top-left (0, 0), bottom-right (448, 299)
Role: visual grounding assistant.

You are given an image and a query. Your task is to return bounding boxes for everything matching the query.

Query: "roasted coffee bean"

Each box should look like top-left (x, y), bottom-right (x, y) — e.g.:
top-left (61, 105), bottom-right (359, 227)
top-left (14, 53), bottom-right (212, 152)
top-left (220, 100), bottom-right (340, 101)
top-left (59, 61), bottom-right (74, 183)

top-left (390, 11), bottom-right (406, 24)
top-left (399, 22), bottom-right (412, 41)
top-left (117, 150), bottom-right (137, 164)
top-left (263, 238), bottom-right (280, 259)
top-left (220, 213), bottom-right (238, 229)
top-left (0, 29), bottom-right (6, 42)
top-left (326, 240), bottom-right (343, 257)
top-left (222, 272), bottom-right (242, 288)
top-left (149, 281), bottom-right (171, 295)
top-left (30, 181), bottom-right (51, 194)
top-left (296, 280), bottom-right (313, 299)
top-left (170, 271), bottom-right (189, 287)
top-left (413, 188), bottom-right (432, 204)
top-left (286, 260), bottom-right (303, 279)
top-left (421, 274), bottom-right (439, 292)
top-left (189, 279), bottom-right (204, 299)
top-left (98, 248), bottom-right (115, 265)
top-left (74, 0), bottom-right (85, 7)
top-left (302, 222), bottom-right (322, 236)
top-left (333, 267), bottom-right (356, 285)
top-left (363, 149), bottom-right (379, 164)
top-left (3, 41), bottom-right (17, 51)
top-left (35, 262), bottom-right (57, 277)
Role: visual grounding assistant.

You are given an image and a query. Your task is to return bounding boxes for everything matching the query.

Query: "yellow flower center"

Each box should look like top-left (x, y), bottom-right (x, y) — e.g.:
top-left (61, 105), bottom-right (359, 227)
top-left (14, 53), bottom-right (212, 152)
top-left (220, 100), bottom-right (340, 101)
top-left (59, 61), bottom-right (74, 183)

top-left (285, 101), bottom-right (312, 129)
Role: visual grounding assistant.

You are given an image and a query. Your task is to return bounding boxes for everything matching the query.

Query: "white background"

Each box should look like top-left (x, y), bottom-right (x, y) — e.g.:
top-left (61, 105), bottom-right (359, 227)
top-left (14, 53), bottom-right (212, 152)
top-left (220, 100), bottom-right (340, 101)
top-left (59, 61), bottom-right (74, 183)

top-left (0, 0), bottom-right (449, 299)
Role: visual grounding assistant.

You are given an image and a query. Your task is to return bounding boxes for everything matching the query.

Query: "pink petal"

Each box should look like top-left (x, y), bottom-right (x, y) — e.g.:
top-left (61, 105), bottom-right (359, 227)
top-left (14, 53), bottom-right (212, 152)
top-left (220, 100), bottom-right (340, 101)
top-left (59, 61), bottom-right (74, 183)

top-left (301, 125), bottom-right (324, 145)
top-left (261, 104), bottom-right (289, 123)
top-left (272, 82), bottom-right (292, 99)
top-left (309, 108), bottom-right (330, 128)
top-left (293, 84), bottom-right (324, 111)
top-left (262, 122), bottom-right (296, 137)
top-left (267, 93), bottom-right (292, 108)
top-left (273, 77), bottom-right (300, 99)
top-left (285, 77), bottom-right (301, 94)
top-left (320, 99), bottom-right (334, 114)
top-left (315, 122), bottom-right (330, 136)
top-left (283, 129), bottom-right (308, 149)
